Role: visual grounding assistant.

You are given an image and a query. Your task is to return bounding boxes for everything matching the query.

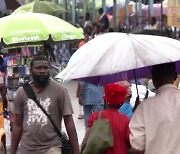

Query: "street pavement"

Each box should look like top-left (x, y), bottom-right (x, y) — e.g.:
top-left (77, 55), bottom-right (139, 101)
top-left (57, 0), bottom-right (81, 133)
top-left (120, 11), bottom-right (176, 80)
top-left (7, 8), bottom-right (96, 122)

top-left (61, 80), bottom-right (86, 144)
top-left (5, 80), bottom-right (85, 153)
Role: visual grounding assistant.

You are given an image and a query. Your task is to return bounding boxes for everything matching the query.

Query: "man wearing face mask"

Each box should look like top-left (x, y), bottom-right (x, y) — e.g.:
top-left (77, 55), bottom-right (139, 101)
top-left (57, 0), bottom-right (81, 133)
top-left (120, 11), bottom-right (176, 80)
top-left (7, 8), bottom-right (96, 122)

top-left (11, 55), bottom-right (80, 154)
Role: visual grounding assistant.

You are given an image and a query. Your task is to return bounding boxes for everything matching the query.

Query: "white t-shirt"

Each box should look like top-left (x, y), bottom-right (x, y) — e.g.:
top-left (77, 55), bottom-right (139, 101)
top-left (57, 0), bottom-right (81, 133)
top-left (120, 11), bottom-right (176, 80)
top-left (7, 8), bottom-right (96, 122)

top-left (144, 24), bottom-right (158, 30)
top-left (84, 20), bottom-right (92, 28)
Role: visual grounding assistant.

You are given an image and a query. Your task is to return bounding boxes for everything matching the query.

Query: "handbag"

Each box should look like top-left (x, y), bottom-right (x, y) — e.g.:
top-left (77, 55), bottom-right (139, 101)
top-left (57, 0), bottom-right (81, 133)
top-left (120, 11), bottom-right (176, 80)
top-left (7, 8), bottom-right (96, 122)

top-left (83, 112), bottom-right (114, 154)
top-left (23, 83), bottom-right (73, 154)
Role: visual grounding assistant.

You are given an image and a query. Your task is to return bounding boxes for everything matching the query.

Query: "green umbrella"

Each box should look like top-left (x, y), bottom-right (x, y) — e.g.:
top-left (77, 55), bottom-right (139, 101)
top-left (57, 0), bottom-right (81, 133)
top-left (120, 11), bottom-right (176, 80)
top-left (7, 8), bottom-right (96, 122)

top-left (0, 13), bottom-right (84, 48)
top-left (13, 1), bottom-right (66, 16)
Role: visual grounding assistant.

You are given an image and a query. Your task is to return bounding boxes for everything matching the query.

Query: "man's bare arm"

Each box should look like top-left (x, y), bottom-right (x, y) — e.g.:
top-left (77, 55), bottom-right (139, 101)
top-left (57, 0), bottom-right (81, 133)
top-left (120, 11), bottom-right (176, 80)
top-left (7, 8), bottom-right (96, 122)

top-left (11, 114), bottom-right (23, 154)
top-left (64, 115), bottom-right (80, 154)
top-left (81, 127), bottom-right (91, 152)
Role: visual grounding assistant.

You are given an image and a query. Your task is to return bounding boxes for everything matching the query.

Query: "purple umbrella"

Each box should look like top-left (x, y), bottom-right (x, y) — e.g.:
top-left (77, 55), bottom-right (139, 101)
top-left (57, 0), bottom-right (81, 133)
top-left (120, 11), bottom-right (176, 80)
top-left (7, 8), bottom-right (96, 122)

top-left (78, 61), bottom-right (180, 86)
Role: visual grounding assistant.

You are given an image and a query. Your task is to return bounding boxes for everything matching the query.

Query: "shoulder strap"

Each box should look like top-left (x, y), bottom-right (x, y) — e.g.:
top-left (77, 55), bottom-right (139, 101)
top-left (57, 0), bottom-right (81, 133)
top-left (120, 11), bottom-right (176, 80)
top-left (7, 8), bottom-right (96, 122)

top-left (23, 83), bottom-right (66, 141)
top-left (97, 111), bottom-right (102, 120)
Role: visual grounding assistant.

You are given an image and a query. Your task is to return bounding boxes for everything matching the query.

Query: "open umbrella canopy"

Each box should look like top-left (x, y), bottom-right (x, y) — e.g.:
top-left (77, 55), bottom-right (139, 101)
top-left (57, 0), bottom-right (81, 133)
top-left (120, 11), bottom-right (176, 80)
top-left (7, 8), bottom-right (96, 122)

top-left (56, 32), bottom-right (180, 85)
top-left (0, 13), bottom-right (84, 48)
top-left (13, 1), bottom-right (66, 16)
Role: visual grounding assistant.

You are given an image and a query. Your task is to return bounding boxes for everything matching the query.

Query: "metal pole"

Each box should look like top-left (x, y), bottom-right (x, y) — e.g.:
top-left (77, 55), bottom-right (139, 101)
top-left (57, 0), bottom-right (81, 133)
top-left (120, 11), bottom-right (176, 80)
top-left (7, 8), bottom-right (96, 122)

top-left (55, 0), bottom-right (58, 4)
top-left (83, 0), bottom-right (87, 19)
top-left (135, 0), bottom-right (138, 26)
top-left (83, 0), bottom-right (87, 26)
top-left (125, 0), bottom-right (129, 30)
top-left (62, 0), bottom-right (67, 20)
top-left (161, 0), bottom-right (163, 31)
top-left (72, 0), bottom-right (76, 25)
top-left (138, 0), bottom-right (142, 30)
top-left (174, 27), bottom-right (177, 39)
top-left (102, 0), bottom-right (106, 13)
top-left (92, 0), bottom-right (96, 22)
top-left (148, 0), bottom-right (154, 23)
top-left (113, 0), bottom-right (117, 31)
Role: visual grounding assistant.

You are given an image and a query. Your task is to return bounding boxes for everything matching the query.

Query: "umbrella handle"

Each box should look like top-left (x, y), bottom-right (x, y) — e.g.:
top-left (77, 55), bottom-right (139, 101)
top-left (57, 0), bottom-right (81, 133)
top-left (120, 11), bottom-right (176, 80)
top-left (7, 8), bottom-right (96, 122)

top-left (132, 69), bottom-right (141, 112)
top-left (133, 69), bottom-right (139, 96)
top-left (133, 95), bottom-right (140, 112)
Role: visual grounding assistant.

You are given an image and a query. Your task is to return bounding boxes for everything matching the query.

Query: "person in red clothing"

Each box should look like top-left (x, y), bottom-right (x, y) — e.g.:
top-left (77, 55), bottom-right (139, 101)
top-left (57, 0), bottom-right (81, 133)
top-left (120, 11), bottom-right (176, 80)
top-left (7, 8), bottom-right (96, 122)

top-left (81, 83), bottom-right (130, 154)
top-left (78, 33), bottom-right (89, 48)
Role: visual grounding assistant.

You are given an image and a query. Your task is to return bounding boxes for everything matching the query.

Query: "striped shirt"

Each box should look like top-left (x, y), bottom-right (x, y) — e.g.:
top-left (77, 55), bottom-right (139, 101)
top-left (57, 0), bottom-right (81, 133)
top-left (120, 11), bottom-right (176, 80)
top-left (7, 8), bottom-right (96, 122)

top-left (88, 108), bottom-right (130, 154)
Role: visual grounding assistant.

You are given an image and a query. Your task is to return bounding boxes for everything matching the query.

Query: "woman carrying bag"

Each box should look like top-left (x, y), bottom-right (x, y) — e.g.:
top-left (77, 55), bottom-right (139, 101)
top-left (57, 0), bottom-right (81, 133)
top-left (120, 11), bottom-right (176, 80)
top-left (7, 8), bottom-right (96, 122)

top-left (81, 83), bottom-right (131, 154)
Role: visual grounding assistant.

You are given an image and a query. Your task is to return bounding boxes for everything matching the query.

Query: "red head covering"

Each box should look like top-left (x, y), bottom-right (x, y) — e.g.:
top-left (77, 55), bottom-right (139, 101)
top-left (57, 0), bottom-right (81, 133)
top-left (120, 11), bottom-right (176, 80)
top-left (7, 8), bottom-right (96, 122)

top-left (104, 83), bottom-right (127, 105)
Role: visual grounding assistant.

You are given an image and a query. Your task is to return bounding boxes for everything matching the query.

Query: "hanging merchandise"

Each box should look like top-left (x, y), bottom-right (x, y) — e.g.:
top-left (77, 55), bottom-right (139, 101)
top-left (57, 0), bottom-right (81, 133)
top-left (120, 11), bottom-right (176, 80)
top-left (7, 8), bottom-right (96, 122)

top-left (56, 43), bottom-right (71, 70)
top-left (6, 56), bottom-right (32, 101)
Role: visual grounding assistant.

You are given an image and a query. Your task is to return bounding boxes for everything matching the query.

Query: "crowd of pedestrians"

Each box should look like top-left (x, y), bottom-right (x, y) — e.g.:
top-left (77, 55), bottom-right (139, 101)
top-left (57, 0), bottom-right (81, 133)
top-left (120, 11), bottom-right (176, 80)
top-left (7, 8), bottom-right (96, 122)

top-left (9, 55), bottom-right (179, 154)
top-left (0, 6), bottom-right (179, 154)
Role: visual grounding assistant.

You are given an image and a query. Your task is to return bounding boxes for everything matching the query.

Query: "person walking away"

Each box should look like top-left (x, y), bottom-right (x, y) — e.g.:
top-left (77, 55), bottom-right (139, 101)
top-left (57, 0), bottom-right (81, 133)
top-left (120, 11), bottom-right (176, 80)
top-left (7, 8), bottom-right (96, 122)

top-left (78, 33), bottom-right (89, 49)
top-left (130, 62), bottom-right (180, 154)
top-left (81, 83), bottom-right (130, 154)
top-left (76, 31), bottom-right (91, 120)
top-left (98, 8), bottom-right (109, 32)
top-left (84, 12), bottom-right (92, 29)
top-left (91, 23), bottom-right (101, 38)
top-left (11, 55), bottom-right (80, 154)
top-left (77, 82), bottom-right (104, 129)
top-left (76, 82), bottom-right (84, 119)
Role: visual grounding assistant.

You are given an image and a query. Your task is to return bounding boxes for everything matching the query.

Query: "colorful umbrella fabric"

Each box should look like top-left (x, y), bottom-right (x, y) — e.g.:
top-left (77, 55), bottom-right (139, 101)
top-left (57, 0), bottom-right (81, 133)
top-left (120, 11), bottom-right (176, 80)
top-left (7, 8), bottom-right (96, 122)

top-left (0, 13), bottom-right (84, 48)
top-left (13, 1), bottom-right (66, 16)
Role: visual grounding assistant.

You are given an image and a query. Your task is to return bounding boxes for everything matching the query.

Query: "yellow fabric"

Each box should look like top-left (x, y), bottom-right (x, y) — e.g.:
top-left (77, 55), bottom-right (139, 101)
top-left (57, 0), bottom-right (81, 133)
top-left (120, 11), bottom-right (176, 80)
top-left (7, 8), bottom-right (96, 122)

top-left (174, 79), bottom-right (179, 88)
top-left (44, 147), bottom-right (61, 154)
top-left (0, 128), bottom-right (5, 142)
top-left (0, 102), bottom-right (4, 128)
top-left (118, 4), bottom-right (133, 24)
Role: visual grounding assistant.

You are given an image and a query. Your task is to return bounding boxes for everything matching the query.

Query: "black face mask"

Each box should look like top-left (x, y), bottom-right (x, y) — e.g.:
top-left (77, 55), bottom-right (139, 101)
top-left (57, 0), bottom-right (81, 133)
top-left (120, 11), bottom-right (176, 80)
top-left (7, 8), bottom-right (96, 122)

top-left (32, 73), bottom-right (50, 87)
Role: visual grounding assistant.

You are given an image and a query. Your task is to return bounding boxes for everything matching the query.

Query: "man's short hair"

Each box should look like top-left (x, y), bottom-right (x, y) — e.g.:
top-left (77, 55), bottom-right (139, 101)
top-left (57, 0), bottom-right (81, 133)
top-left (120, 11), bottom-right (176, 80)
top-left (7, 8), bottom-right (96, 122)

top-left (30, 55), bottom-right (50, 68)
top-left (152, 62), bottom-right (176, 80)
top-left (151, 17), bottom-right (157, 23)
top-left (98, 8), bottom-right (103, 14)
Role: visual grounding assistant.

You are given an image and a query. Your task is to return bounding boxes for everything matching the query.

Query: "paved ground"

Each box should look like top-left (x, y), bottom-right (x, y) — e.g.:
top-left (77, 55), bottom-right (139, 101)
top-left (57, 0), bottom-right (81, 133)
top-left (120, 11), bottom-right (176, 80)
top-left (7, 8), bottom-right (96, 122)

top-left (5, 80), bottom-right (85, 153)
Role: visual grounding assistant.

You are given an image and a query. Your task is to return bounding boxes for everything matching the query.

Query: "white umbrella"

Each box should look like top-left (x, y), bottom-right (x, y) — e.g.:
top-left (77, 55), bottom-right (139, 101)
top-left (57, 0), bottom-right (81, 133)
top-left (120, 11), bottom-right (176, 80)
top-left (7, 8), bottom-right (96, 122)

top-left (56, 32), bottom-right (180, 85)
